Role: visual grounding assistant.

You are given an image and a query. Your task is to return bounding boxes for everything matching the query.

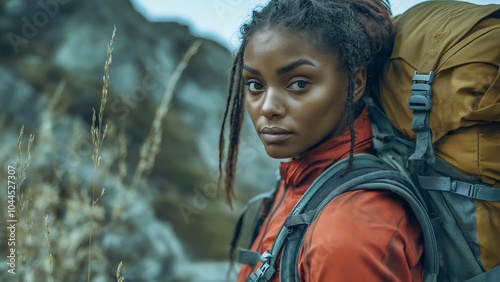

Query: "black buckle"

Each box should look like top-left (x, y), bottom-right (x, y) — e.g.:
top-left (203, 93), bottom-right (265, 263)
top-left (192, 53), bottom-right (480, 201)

top-left (408, 71), bottom-right (435, 111)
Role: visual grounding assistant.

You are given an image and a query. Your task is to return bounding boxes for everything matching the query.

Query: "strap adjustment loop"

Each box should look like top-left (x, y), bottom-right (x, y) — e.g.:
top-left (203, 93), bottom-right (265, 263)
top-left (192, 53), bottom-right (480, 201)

top-left (408, 71), bottom-right (436, 164)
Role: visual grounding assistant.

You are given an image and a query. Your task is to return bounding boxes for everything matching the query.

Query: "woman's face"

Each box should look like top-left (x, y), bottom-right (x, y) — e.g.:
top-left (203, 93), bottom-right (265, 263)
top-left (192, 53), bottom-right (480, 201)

top-left (243, 27), bottom-right (365, 159)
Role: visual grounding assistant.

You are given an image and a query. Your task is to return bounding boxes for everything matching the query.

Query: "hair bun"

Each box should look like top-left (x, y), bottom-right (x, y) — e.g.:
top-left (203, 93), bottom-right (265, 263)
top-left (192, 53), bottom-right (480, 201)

top-left (349, 0), bottom-right (392, 71)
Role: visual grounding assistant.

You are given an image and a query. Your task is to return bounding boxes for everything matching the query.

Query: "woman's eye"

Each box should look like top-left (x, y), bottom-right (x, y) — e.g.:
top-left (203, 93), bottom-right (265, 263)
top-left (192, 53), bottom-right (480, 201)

top-left (288, 80), bottom-right (309, 91)
top-left (246, 81), bottom-right (264, 92)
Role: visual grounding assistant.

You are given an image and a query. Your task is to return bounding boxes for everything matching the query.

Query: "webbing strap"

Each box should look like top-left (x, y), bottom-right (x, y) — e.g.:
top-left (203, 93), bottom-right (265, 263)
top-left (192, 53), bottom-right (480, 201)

top-left (229, 190), bottom-right (275, 264)
top-left (418, 175), bottom-right (500, 201)
top-left (236, 248), bottom-right (261, 268)
top-left (466, 263), bottom-right (500, 282)
top-left (283, 210), bottom-right (316, 228)
top-left (408, 71), bottom-right (436, 164)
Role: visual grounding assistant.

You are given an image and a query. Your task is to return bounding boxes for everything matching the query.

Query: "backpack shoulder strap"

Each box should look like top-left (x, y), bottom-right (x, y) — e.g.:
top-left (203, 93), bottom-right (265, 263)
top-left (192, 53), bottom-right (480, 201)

top-left (245, 155), bottom-right (361, 281)
top-left (279, 154), bottom-right (438, 282)
top-left (229, 189), bottom-right (276, 260)
top-left (246, 154), bottom-right (438, 282)
top-left (229, 169), bottom-right (281, 271)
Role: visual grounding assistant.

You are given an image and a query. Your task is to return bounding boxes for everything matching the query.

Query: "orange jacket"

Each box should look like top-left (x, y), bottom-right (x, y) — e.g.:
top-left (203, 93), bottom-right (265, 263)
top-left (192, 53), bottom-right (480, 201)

top-left (237, 107), bottom-right (424, 281)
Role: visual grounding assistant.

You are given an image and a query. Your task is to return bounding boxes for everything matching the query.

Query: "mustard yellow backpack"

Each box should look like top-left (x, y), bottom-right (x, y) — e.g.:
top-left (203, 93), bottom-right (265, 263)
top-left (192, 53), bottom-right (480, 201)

top-left (373, 1), bottom-right (500, 281)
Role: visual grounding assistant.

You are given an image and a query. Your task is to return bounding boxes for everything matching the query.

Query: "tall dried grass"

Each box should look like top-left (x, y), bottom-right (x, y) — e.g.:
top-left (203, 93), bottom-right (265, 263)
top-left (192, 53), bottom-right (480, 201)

top-left (44, 215), bottom-right (53, 282)
top-left (88, 25), bottom-right (115, 282)
top-left (131, 39), bottom-right (202, 189)
top-left (4, 25), bottom-right (205, 282)
top-left (11, 80), bottom-right (68, 281)
top-left (15, 125), bottom-right (35, 282)
top-left (116, 261), bottom-right (124, 282)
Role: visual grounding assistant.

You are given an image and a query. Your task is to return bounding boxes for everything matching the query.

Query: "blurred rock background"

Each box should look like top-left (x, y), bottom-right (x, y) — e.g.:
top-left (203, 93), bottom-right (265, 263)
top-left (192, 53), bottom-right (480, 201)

top-left (0, 0), bottom-right (279, 281)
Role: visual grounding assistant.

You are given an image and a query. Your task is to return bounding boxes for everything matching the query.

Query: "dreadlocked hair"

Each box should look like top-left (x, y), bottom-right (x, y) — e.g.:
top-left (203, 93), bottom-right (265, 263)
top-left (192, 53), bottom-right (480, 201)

top-left (218, 0), bottom-right (392, 207)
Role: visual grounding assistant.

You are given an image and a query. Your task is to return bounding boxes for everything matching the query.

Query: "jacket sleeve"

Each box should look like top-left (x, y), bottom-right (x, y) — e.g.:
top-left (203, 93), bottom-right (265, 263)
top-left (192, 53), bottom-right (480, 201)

top-left (298, 189), bottom-right (424, 282)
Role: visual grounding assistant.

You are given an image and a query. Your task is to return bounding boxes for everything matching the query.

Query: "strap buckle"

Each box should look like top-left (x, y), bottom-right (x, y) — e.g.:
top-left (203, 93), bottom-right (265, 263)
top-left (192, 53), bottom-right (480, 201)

top-left (452, 182), bottom-right (478, 199)
top-left (408, 71), bottom-right (435, 111)
top-left (247, 250), bottom-right (276, 282)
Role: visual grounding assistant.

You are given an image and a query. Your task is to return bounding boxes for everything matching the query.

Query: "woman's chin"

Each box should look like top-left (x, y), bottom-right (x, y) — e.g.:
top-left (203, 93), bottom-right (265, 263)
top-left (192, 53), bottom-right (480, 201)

top-left (264, 146), bottom-right (296, 160)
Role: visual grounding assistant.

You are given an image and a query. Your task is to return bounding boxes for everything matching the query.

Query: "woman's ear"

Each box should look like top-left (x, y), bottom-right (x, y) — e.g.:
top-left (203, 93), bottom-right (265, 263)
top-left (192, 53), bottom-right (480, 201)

top-left (353, 66), bottom-right (367, 103)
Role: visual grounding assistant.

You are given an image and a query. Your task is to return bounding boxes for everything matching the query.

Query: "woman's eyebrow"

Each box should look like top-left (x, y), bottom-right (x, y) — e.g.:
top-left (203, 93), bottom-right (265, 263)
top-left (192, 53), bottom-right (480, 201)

top-left (276, 59), bottom-right (316, 75)
top-left (243, 65), bottom-right (261, 75)
top-left (243, 59), bottom-right (317, 76)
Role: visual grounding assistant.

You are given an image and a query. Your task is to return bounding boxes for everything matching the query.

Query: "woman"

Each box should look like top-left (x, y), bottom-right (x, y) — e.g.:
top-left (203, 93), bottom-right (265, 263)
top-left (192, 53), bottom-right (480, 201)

top-left (218, 0), bottom-right (424, 280)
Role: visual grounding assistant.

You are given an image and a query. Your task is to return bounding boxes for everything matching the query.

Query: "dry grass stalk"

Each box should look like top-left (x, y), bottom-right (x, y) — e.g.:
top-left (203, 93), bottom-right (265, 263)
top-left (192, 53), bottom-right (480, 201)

top-left (16, 125), bottom-right (23, 181)
top-left (16, 126), bottom-right (35, 204)
top-left (116, 261), bottom-right (125, 282)
top-left (131, 39), bottom-right (202, 188)
top-left (88, 25), bottom-right (115, 282)
top-left (45, 215), bottom-right (53, 281)
top-left (93, 188), bottom-right (106, 205)
top-left (39, 80), bottom-right (66, 146)
top-left (118, 130), bottom-right (128, 182)
top-left (109, 131), bottom-right (129, 221)
top-left (15, 125), bottom-right (35, 281)
top-left (48, 79), bottom-right (66, 109)
top-left (27, 189), bottom-right (33, 235)
top-left (15, 126), bottom-right (23, 282)
top-left (23, 189), bottom-right (33, 280)
top-left (23, 134), bottom-right (35, 183)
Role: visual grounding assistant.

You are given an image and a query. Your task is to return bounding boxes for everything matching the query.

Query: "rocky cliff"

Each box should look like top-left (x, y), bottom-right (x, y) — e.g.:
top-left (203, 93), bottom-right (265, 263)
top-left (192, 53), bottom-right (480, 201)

top-left (0, 0), bottom-right (279, 281)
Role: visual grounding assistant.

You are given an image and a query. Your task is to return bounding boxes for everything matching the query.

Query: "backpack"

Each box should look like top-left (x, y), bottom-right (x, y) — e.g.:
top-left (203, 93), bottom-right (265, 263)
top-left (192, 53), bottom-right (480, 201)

top-left (375, 1), bottom-right (500, 280)
top-left (230, 1), bottom-right (500, 281)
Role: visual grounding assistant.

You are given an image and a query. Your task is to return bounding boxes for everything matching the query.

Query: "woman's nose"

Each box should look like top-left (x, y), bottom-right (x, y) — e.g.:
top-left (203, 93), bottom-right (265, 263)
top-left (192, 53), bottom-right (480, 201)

top-left (260, 88), bottom-right (285, 119)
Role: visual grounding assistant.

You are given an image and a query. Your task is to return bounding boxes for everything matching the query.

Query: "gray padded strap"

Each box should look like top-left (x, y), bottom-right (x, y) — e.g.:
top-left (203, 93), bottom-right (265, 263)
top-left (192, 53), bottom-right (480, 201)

top-left (418, 175), bottom-right (500, 201)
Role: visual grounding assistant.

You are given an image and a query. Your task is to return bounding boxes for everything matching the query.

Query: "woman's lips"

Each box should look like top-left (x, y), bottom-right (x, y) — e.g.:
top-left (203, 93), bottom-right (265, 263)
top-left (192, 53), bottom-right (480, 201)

top-left (260, 127), bottom-right (292, 144)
